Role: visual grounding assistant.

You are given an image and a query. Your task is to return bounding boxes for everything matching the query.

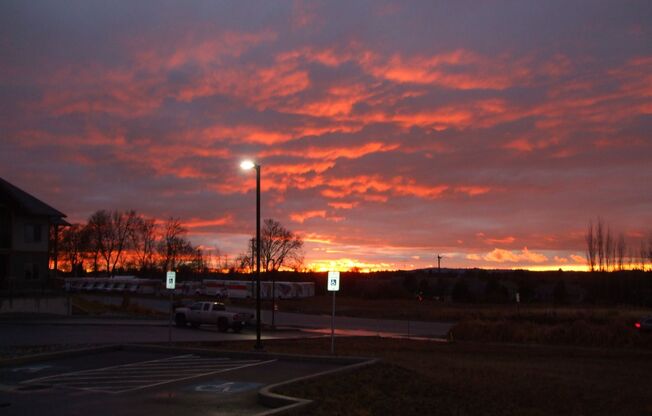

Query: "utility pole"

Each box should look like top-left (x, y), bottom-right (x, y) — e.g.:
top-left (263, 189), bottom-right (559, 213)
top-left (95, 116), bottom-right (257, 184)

top-left (437, 254), bottom-right (442, 272)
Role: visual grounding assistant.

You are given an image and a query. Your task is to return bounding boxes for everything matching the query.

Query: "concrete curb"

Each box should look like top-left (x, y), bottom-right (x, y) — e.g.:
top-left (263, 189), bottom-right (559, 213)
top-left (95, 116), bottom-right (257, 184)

top-left (254, 357), bottom-right (379, 415)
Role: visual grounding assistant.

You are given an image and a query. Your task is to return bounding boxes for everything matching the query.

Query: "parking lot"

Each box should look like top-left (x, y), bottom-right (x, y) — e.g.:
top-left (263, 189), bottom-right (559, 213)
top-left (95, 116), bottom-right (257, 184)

top-left (17, 354), bottom-right (274, 394)
top-left (0, 346), bottom-right (356, 416)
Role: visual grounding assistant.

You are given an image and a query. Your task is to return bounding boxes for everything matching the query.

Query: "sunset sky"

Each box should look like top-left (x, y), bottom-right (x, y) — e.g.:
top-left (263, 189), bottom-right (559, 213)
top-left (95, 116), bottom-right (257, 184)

top-left (1, 1), bottom-right (651, 271)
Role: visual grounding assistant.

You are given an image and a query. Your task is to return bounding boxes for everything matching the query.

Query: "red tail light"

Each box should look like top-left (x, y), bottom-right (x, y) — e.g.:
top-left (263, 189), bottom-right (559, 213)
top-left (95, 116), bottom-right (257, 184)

top-left (635, 322), bottom-right (641, 329)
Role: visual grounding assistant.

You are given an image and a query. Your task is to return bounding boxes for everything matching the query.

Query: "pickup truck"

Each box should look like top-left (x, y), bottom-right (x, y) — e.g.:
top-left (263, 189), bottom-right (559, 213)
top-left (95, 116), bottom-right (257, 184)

top-left (174, 301), bottom-right (253, 332)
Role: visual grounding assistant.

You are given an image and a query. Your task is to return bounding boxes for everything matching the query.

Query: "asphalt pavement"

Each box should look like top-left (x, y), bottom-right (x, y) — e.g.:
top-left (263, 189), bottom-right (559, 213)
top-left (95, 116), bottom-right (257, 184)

top-left (0, 321), bottom-right (315, 347)
top-left (0, 346), bottom-right (357, 416)
top-left (231, 307), bottom-right (454, 338)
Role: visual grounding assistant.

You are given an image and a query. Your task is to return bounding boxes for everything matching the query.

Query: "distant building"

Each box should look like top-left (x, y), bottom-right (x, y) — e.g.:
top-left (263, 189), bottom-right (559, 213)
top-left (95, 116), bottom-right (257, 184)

top-left (0, 178), bottom-right (68, 291)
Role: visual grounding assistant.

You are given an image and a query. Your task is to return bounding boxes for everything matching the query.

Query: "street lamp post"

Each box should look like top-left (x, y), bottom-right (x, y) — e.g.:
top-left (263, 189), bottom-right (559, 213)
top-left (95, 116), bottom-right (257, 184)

top-left (241, 160), bottom-right (263, 350)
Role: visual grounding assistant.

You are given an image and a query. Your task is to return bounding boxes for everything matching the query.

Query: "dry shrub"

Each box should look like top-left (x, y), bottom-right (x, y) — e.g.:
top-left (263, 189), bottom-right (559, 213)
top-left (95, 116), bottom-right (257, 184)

top-left (453, 317), bottom-right (651, 348)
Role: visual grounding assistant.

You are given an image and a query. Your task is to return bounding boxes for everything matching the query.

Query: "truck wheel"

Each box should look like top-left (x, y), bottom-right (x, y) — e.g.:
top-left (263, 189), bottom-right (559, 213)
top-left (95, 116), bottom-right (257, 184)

top-left (175, 314), bottom-right (187, 327)
top-left (232, 322), bottom-right (243, 333)
top-left (217, 317), bottom-right (229, 332)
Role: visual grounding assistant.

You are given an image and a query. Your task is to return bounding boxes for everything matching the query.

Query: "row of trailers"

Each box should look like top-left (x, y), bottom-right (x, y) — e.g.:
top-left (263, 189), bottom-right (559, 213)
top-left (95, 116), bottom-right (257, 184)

top-left (63, 277), bottom-right (316, 299)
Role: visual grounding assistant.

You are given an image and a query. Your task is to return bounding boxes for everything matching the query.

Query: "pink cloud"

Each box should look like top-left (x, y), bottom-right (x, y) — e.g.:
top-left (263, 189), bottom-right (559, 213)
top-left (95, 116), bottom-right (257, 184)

top-left (290, 210), bottom-right (327, 223)
top-left (484, 247), bottom-right (548, 263)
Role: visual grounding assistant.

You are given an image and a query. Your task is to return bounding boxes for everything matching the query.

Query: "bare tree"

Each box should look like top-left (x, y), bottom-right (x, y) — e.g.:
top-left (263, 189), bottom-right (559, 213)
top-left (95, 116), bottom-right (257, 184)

top-left (86, 210), bottom-right (138, 276)
top-left (159, 217), bottom-right (188, 271)
top-left (260, 219), bottom-right (304, 272)
top-left (605, 227), bottom-right (614, 272)
top-left (236, 238), bottom-right (256, 273)
top-left (640, 240), bottom-right (648, 271)
top-left (60, 224), bottom-right (89, 276)
top-left (86, 210), bottom-right (110, 275)
top-left (585, 220), bottom-right (597, 272)
top-left (647, 233), bottom-right (652, 271)
top-left (131, 216), bottom-right (158, 274)
top-left (627, 246), bottom-right (637, 270)
top-left (616, 233), bottom-right (626, 271)
top-left (202, 249), bottom-right (221, 273)
top-left (110, 210), bottom-right (138, 275)
top-left (191, 248), bottom-right (206, 275)
top-left (596, 218), bottom-right (605, 272)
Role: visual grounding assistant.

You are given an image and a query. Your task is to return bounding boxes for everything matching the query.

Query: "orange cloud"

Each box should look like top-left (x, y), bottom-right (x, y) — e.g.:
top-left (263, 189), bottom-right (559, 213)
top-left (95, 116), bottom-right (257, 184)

top-left (300, 233), bottom-right (334, 244)
top-left (484, 247), bottom-right (548, 263)
top-left (364, 49), bottom-right (532, 90)
top-left (265, 162), bottom-right (335, 175)
top-left (135, 30), bottom-right (277, 71)
top-left (328, 201), bottom-right (358, 210)
top-left (554, 256), bottom-right (569, 264)
top-left (455, 186), bottom-right (491, 196)
top-left (290, 210), bottom-right (327, 223)
top-left (316, 175), bottom-right (491, 202)
top-left (261, 141), bottom-right (399, 160)
top-left (185, 214), bottom-right (233, 229)
top-left (477, 233), bottom-right (516, 245)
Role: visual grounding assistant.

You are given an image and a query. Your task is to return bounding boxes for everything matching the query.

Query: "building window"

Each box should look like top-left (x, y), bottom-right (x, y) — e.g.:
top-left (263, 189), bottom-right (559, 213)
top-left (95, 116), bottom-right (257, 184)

top-left (24, 224), bottom-right (42, 243)
top-left (0, 255), bottom-right (6, 279)
top-left (0, 207), bottom-right (9, 248)
top-left (24, 263), bottom-right (40, 279)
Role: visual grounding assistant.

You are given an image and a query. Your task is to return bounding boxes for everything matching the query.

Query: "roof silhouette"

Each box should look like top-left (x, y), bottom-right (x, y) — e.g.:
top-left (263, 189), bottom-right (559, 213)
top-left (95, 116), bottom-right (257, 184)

top-left (0, 177), bottom-right (67, 219)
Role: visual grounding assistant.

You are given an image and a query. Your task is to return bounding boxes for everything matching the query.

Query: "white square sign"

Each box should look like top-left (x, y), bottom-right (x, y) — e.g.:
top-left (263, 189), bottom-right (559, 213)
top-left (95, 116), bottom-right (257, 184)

top-left (166, 271), bottom-right (176, 289)
top-left (327, 271), bottom-right (340, 291)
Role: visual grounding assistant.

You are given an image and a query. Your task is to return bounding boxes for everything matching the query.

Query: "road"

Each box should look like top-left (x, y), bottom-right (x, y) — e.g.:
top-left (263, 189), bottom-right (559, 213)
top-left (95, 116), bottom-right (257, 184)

top-left (75, 294), bottom-right (455, 338)
top-left (232, 307), bottom-right (454, 339)
top-left (0, 294), bottom-right (453, 347)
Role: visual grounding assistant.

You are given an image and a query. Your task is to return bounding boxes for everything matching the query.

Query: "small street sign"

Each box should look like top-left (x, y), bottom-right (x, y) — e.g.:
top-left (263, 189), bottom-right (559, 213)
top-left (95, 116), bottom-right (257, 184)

top-left (327, 271), bottom-right (340, 291)
top-left (166, 271), bottom-right (176, 289)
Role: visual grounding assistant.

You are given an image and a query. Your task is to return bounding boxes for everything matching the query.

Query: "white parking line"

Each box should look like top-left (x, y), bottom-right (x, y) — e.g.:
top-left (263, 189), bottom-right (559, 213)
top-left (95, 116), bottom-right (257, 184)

top-left (21, 355), bottom-right (276, 394)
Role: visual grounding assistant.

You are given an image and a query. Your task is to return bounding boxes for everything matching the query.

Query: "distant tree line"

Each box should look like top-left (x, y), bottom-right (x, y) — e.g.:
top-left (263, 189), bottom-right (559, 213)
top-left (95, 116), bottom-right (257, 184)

top-left (585, 217), bottom-right (652, 272)
top-left (52, 212), bottom-right (304, 278)
top-left (303, 268), bottom-right (652, 306)
top-left (53, 210), bottom-right (213, 277)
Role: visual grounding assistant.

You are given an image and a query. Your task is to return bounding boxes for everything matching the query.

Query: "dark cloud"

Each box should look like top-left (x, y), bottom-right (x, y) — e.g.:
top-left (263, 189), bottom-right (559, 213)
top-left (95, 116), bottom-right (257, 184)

top-left (1, 0), bottom-right (651, 270)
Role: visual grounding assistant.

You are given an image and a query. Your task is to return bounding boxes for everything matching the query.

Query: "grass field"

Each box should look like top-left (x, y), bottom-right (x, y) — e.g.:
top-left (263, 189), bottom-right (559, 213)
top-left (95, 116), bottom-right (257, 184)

top-left (211, 336), bottom-right (652, 416)
top-left (233, 295), bottom-right (650, 322)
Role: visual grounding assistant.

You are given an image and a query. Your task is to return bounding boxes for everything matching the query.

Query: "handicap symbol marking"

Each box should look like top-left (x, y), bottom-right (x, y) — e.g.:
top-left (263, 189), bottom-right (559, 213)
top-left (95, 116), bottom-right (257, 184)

top-left (190, 380), bottom-right (262, 394)
top-left (195, 382), bottom-right (235, 393)
top-left (12, 365), bottom-right (52, 374)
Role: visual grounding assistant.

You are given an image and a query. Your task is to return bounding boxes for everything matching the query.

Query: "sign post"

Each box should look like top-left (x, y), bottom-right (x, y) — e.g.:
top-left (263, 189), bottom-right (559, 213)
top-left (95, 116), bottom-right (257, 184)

top-left (327, 271), bottom-right (340, 355)
top-left (166, 271), bottom-right (176, 345)
top-left (515, 292), bottom-right (521, 315)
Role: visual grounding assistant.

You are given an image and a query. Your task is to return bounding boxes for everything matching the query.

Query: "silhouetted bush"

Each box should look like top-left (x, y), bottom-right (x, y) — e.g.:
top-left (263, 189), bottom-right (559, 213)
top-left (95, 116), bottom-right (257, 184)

top-left (452, 280), bottom-right (474, 302)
